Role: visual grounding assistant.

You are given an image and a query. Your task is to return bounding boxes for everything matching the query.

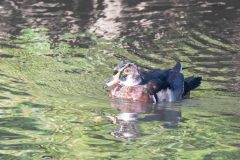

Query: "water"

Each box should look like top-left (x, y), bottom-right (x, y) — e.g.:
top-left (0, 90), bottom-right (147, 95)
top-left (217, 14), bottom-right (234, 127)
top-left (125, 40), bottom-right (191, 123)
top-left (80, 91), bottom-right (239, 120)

top-left (0, 0), bottom-right (240, 159)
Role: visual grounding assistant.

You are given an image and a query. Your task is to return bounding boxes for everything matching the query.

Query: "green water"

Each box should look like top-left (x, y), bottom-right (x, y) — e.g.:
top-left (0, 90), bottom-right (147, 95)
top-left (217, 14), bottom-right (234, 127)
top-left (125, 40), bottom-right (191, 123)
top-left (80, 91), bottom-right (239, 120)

top-left (0, 28), bottom-right (239, 159)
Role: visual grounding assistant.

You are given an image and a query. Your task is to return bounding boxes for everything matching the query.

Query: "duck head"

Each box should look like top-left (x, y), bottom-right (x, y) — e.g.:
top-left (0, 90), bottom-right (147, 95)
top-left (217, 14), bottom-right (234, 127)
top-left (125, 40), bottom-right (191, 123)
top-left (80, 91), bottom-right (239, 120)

top-left (105, 61), bottom-right (142, 87)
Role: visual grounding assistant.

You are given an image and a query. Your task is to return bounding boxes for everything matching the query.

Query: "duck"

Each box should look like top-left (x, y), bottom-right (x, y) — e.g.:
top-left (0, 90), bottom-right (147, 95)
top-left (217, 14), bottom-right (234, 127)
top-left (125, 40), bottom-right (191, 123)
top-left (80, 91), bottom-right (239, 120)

top-left (104, 61), bottom-right (202, 103)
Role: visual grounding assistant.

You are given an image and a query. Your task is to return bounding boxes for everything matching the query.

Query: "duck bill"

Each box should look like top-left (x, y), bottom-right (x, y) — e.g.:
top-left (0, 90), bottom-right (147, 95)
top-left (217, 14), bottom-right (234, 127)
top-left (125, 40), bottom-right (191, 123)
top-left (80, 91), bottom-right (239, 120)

top-left (105, 72), bottom-right (120, 88)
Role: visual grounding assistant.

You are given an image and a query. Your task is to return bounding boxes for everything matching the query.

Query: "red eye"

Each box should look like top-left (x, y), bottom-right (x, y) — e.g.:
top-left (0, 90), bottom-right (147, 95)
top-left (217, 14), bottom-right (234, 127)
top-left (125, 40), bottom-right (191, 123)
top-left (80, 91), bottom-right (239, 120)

top-left (124, 68), bottom-right (131, 74)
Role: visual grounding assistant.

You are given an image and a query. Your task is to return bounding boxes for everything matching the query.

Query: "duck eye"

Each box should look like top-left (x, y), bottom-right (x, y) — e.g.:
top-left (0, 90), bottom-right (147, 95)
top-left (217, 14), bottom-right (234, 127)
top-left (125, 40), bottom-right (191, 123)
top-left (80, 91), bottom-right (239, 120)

top-left (124, 68), bottom-right (131, 74)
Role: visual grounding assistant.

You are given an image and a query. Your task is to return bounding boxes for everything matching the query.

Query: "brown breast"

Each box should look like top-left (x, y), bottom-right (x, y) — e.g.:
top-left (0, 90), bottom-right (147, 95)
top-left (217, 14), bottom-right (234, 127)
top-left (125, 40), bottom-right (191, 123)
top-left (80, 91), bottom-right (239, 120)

top-left (110, 85), bottom-right (153, 103)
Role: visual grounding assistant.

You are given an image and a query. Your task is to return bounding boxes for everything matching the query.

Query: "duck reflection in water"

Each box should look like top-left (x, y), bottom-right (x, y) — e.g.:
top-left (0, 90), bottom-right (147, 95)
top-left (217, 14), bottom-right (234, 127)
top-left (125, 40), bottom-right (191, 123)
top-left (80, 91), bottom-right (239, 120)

top-left (110, 99), bottom-right (182, 139)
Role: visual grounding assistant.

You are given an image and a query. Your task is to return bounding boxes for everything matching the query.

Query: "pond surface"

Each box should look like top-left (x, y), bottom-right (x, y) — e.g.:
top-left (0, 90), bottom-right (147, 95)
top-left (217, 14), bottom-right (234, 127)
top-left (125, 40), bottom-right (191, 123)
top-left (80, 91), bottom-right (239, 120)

top-left (0, 0), bottom-right (240, 159)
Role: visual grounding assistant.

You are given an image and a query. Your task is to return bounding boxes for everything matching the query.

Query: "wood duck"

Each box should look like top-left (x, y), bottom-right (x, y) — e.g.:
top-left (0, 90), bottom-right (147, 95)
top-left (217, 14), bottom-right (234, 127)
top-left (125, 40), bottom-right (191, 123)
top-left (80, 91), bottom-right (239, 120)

top-left (104, 61), bottom-right (202, 103)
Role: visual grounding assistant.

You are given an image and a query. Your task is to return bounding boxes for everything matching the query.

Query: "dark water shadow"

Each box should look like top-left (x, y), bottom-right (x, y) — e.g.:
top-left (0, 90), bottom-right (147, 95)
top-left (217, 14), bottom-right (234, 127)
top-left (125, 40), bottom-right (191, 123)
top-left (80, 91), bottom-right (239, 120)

top-left (0, 153), bottom-right (20, 160)
top-left (0, 73), bottom-right (19, 80)
top-left (0, 86), bottom-right (31, 96)
top-left (11, 80), bottom-right (28, 84)
top-left (0, 117), bottom-right (44, 132)
top-left (0, 96), bottom-right (11, 100)
top-left (0, 129), bottom-right (29, 140)
top-left (20, 102), bottom-right (49, 108)
top-left (0, 143), bottom-right (41, 150)
top-left (0, 42), bottom-right (21, 49)
top-left (0, 53), bottom-right (15, 58)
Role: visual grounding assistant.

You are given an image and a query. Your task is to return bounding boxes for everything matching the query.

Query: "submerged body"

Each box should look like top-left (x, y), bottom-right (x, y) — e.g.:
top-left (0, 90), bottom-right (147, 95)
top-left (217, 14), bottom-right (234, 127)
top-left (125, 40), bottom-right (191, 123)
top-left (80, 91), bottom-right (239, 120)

top-left (110, 85), bottom-right (153, 102)
top-left (110, 85), bottom-right (181, 103)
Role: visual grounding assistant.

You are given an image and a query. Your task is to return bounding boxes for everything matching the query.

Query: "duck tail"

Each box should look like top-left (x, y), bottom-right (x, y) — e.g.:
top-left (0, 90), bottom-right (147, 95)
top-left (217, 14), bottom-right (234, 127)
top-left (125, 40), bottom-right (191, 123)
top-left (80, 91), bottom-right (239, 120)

top-left (183, 76), bottom-right (202, 96)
